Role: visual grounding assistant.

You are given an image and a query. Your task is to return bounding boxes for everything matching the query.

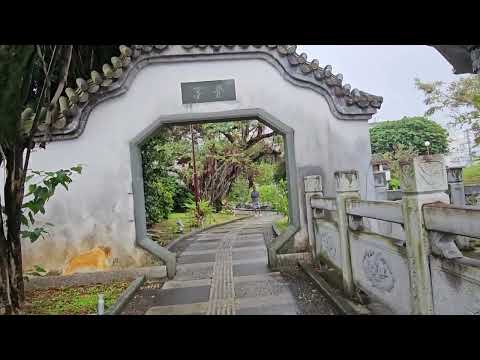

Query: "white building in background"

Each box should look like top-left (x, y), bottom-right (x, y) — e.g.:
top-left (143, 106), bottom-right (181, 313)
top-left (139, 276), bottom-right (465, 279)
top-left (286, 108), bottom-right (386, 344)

top-left (446, 126), bottom-right (480, 167)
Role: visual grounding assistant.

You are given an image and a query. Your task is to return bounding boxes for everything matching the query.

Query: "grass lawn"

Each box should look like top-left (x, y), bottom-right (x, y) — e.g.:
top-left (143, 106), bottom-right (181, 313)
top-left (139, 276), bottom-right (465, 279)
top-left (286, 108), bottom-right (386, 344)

top-left (275, 216), bottom-right (289, 233)
top-left (24, 281), bottom-right (130, 315)
top-left (149, 212), bottom-right (239, 247)
top-left (464, 161), bottom-right (480, 185)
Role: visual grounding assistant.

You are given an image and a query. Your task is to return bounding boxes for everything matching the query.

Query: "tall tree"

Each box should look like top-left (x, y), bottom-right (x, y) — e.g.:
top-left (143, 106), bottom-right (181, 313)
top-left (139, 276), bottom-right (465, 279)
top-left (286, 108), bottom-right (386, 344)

top-left (192, 121), bottom-right (282, 210)
top-left (415, 75), bottom-right (480, 145)
top-left (0, 45), bottom-right (116, 314)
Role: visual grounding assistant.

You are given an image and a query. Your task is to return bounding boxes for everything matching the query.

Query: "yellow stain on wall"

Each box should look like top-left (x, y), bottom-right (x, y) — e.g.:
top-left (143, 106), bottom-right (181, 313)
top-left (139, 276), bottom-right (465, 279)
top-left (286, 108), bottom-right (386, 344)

top-left (63, 246), bottom-right (112, 276)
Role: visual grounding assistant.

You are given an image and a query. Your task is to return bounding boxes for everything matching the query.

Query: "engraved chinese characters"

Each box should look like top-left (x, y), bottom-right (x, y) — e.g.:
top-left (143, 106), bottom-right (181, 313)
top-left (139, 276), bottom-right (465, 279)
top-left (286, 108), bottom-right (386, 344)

top-left (181, 79), bottom-right (236, 104)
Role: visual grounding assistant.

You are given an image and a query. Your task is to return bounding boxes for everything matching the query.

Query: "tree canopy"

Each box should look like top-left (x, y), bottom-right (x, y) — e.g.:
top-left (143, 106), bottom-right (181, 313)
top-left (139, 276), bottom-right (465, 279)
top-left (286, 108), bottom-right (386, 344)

top-left (369, 116), bottom-right (449, 155)
top-left (415, 75), bottom-right (480, 145)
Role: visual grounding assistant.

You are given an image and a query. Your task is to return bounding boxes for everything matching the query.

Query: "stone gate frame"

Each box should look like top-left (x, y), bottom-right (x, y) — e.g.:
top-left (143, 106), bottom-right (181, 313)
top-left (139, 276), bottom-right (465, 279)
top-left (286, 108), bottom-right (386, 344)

top-left (28, 45), bottom-right (383, 277)
top-left (130, 109), bottom-right (301, 278)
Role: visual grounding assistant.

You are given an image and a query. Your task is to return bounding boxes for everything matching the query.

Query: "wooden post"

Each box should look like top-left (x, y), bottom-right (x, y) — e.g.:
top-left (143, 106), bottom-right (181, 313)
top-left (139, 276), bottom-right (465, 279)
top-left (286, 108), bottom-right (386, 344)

top-left (399, 155), bottom-right (449, 314)
top-left (334, 170), bottom-right (360, 297)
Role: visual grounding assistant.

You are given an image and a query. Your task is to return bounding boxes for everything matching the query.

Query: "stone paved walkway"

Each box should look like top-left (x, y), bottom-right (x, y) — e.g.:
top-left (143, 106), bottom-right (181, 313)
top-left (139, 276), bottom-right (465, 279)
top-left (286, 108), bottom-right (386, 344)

top-left (146, 214), bottom-right (302, 315)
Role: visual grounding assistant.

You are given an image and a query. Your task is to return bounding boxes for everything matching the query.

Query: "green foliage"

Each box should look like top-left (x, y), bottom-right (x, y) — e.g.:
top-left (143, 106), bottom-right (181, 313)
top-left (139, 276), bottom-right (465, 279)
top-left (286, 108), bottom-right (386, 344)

top-left (389, 178), bottom-right (401, 191)
top-left (415, 75), bottom-right (480, 144)
top-left (228, 176), bottom-right (250, 205)
top-left (464, 160), bottom-right (480, 185)
top-left (256, 162), bottom-right (276, 185)
top-left (273, 159), bottom-right (287, 182)
top-left (372, 143), bottom-right (419, 184)
top-left (0, 45), bottom-right (36, 145)
top-left (25, 282), bottom-right (129, 315)
top-left (141, 131), bottom-right (193, 225)
top-left (20, 165), bottom-right (82, 243)
top-left (369, 116), bottom-right (449, 155)
top-left (275, 216), bottom-right (289, 233)
top-left (144, 178), bottom-right (176, 224)
top-left (184, 199), bottom-right (214, 227)
top-left (172, 184), bottom-right (194, 213)
top-left (258, 179), bottom-right (289, 216)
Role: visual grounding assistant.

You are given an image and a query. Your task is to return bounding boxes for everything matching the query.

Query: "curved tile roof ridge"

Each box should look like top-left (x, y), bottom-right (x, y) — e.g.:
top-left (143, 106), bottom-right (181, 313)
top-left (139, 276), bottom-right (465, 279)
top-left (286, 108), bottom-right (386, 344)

top-left (26, 45), bottom-right (383, 142)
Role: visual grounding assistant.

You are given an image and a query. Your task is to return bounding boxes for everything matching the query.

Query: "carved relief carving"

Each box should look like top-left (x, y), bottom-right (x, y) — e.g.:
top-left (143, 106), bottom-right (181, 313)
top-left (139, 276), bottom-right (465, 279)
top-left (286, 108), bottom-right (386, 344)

top-left (362, 249), bottom-right (395, 293)
top-left (319, 231), bottom-right (337, 262)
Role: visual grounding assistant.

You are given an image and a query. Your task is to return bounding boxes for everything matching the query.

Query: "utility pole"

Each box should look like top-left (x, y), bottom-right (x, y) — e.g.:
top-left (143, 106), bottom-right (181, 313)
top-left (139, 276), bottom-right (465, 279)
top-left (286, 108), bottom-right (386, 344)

top-left (190, 124), bottom-right (201, 219)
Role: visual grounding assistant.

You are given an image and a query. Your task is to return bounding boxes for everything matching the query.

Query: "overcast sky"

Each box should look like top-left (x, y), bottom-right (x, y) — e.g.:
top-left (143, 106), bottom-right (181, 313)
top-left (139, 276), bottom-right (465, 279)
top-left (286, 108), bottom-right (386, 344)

top-left (299, 45), bottom-right (460, 127)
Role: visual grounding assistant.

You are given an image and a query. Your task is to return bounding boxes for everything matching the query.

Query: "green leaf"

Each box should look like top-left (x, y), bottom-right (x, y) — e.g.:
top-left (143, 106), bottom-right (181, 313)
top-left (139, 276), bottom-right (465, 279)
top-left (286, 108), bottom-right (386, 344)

top-left (28, 211), bottom-right (35, 225)
top-left (21, 214), bottom-right (29, 226)
top-left (34, 265), bottom-right (46, 273)
top-left (71, 165), bottom-right (83, 174)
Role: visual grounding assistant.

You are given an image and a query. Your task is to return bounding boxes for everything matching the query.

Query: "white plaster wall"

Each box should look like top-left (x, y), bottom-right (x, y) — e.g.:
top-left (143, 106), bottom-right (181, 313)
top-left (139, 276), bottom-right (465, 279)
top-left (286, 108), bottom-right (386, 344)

top-left (24, 58), bottom-right (375, 271)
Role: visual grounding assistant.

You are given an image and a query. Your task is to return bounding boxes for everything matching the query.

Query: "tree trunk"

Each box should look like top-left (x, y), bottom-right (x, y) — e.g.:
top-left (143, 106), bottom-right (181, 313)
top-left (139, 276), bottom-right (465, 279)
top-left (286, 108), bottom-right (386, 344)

top-left (0, 156), bottom-right (11, 314)
top-left (2, 144), bottom-right (25, 312)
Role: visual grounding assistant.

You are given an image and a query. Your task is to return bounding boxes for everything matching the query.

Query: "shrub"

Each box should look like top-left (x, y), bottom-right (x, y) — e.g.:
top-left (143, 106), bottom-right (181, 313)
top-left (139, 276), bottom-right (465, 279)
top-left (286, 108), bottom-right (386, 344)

top-left (184, 199), bottom-right (214, 227)
top-left (258, 179), bottom-right (288, 216)
top-left (370, 116), bottom-right (449, 155)
top-left (144, 178), bottom-right (176, 225)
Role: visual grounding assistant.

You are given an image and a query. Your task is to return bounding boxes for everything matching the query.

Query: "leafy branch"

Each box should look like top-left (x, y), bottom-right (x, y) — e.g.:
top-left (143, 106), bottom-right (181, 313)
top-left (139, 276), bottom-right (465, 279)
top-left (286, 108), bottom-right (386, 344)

top-left (19, 165), bottom-right (82, 243)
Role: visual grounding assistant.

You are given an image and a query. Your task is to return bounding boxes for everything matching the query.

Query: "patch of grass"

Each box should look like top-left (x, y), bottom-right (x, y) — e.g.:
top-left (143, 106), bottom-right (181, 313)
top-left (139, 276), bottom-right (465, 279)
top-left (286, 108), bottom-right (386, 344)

top-left (275, 216), bottom-right (289, 233)
top-left (149, 212), bottom-right (238, 247)
top-left (25, 281), bottom-right (130, 315)
top-left (464, 161), bottom-right (480, 185)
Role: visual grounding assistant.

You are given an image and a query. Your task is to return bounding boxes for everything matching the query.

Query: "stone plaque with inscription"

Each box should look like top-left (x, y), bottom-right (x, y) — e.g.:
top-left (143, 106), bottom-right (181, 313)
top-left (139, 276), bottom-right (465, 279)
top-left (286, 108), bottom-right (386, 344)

top-left (181, 79), bottom-right (236, 104)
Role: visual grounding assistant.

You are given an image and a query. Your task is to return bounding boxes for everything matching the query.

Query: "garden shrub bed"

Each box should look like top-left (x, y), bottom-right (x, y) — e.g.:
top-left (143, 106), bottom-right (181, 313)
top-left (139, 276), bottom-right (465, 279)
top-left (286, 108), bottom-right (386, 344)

top-left (23, 281), bottom-right (130, 315)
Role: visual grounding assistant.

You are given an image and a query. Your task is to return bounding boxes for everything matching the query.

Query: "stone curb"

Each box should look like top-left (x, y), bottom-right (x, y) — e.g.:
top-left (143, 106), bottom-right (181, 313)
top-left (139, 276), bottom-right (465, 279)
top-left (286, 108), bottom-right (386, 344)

top-left (272, 223), bottom-right (281, 237)
top-left (166, 215), bottom-right (253, 252)
top-left (299, 262), bottom-right (359, 315)
top-left (105, 275), bottom-right (146, 315)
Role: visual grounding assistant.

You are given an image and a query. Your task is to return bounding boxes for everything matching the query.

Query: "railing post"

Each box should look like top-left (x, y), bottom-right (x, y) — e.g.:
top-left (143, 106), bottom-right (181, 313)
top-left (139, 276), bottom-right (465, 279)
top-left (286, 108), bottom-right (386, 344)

top-left (447, 166), bottom-right (466, 206)
top-left (304, 175), bottom-right (323, 258)
top-left (399, 155), bottom-right (449, 315)
top-left (335, 170), bottom-right (360, 297)
top-left (446, 166), bottom-right (473, 250)
top-left (373, 171), bottom-right (388, 201)
top-left (373, 170), bottom-right (393, 235)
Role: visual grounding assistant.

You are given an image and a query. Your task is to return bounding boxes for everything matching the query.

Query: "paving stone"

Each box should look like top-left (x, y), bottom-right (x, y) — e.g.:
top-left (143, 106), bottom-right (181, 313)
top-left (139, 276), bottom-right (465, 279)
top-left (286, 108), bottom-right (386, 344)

top-left (233, 240), bottom-right (265, 249)
top-left (175, 263), bottom-right (214, 281)
top-left (237, 304), bottom-right (298, 315)
top-left (146, 302), bottom-right (209, 315)
top-left (186, 242), bottom-right (220, 251)
top-left (233, 262), bottom-right (271, 277)
top-left (234, 278), bottom-right (291, 299)
top-left (151, 285), bottom-right (211, 306)
top-left (177, 253), bottom-right (217, 265)
top-left (232, 249), bottom-right (267, 261)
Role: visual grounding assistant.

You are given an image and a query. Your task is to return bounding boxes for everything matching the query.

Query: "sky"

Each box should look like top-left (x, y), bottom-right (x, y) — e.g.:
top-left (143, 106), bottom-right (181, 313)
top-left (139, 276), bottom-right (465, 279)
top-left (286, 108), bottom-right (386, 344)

top-left (299, 45), bottom-right (460, 126)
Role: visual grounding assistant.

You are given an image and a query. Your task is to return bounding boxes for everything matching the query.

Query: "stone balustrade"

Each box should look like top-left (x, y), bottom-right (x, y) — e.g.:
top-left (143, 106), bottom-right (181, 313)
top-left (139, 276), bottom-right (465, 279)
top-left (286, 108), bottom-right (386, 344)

top-left (306, 155), bottom-right (480, 315)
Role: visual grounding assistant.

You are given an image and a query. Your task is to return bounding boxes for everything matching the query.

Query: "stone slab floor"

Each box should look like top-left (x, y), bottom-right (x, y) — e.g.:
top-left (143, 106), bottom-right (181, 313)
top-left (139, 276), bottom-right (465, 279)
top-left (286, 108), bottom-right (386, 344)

top-left (141, 215), bottom-right (338, 315)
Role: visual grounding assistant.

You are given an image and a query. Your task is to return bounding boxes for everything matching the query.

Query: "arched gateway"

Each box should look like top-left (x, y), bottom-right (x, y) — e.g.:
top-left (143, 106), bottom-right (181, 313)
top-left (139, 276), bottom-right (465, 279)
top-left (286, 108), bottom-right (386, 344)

top-left (27, 45), bottom-right (383, 277)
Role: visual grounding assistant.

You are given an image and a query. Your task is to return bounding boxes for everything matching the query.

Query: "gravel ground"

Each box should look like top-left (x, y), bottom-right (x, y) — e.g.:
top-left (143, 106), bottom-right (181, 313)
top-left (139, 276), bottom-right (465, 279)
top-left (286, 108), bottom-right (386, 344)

top-left (280, 265), bottom-right (340, 315)
top-left (120, 280), bottom-right (167, 315)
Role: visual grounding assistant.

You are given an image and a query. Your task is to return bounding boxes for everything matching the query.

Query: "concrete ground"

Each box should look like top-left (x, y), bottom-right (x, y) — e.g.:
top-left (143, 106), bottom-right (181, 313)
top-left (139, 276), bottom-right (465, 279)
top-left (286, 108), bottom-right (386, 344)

top-left (128, 214), bottom-right (338, 315)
